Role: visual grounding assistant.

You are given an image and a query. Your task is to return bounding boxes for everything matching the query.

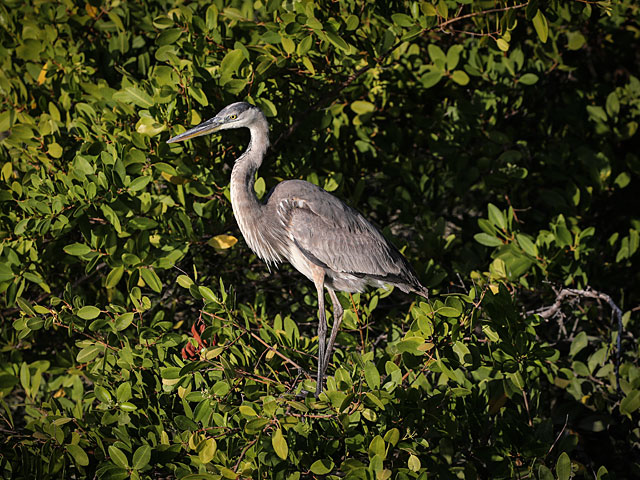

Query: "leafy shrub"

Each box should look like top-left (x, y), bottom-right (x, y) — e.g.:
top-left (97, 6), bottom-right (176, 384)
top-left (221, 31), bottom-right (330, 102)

top-left (1, 0), bottom-right (638, 479)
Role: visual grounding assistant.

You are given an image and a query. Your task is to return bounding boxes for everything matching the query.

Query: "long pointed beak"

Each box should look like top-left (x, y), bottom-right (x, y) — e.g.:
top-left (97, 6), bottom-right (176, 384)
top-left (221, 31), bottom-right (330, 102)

top-left (166, 117), bottom-right (223, 143)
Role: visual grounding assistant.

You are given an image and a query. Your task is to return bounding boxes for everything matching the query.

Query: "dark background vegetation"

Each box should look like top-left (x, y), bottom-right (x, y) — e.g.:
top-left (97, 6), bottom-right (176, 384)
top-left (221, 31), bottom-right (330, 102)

top-left (0, 0), bottom-right (638, 478)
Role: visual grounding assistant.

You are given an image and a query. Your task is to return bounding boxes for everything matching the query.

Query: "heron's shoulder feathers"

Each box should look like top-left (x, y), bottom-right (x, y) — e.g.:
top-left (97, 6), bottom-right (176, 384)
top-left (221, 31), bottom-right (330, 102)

top-left (265, 180), bottom-right (424, 293)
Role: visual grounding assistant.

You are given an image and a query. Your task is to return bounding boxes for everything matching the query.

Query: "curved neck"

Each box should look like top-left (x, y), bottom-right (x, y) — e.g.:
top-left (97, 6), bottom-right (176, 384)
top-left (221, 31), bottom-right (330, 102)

top-left (229, 115), bottom-right (282, 264)
top-left (230, 116), bottom-right (269, 210)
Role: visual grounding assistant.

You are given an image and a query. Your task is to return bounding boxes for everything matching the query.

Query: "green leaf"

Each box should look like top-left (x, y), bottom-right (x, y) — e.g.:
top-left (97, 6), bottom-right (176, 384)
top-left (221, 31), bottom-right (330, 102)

top-left (614, 172), bottom-right (630, 189)
top-left (383, 428), bottom-right (400, 446)
top-left (119, 402), bottom-right (137, 411)
top-left (272, 428), bottom-right (288, 460)
top-left (586, 105), bottom-right (607, 123)
top-left (115, 312), bottom-right (135, 331)
top-left (129, 217), bottom-right (158, 230)
top-left (66, 444), bottom-right (89, 467)
top-left (281, 36), bottom-right (295, 55)
top-left (76, 345), bottom-right (101, 363)
top-left (157, 28), bottom-right (182, 46)
top-left (363, 361), bottom-right (380, 390)
top-left (474, 233), bottom-right (502, 247)
top-left (326, 31), bottom-right (349, 51)
top-left (606, 92), bottom-right (620, 117)
top-left (106, 266), bottom-right (124, 288)
top-left (446, 45), bottom-right (463, 70)
top-left (101, 204), bottom-right (122, 233)
top-left (239, 405), bottom-right (258, 416)
top-left (64, 243), bottom-right (92, 256)
top-left (516, 234), bottom-right (538, 256)
top-left (391, 13), bottom-right (414, 27)
top-left (310, 459), bottom-right (334, 475)
top-left (496, 38), bottom-right (509, 52)
top-left (436, 0), bottom-right (448, 19)
top-left (351, 100), bottom-right (375, 115)
top-left (114, 86), bottom-right (154, 108)
top-left (77, 306), bottom-right (101, 320)
top-left (396, 337), bottom-right (425, 355)
top-left (109, 445), bottom-right (129, 469)
top-left (140, 268), bottom-right (162, 292)
top-left (197, 438), bottom-right (217, 464)
top-left (95, 385), bottom-right (111, 403)
top-left (48, 142), bottom-right (63, 158)
top-left (538, 465), bottom-right (554, 480)
top-left (451, 70), bottom-right (469, 85)
top-left (128, 175), bottom-right (151, 192)
top-left (116, 382), bottom-right (132, 403)
top-left (532, 10), bottom-right (548, 43)
top-left (220, 49), bottom-right (244, 83)
top-left (596, 466), bottom-right (610, 480)
top-left (566, 31), bottom-right (586, 50)
top-left (488, 203), bottom-right (507, 230)
top-left (188, 86), bottom-right (209, 106)
top-left (421, 68), bottom-right (443, 88)
top-left (408, 454), bottom-right (421, 472)
top-left (427, 44), bottom-right (446, 65)
top-left (365, 391), bottom-right (385, 410)
top-left (554, 225), bottom-right (573, 247)
top-left (132, 445), bottom-right (151, 470)
top-left (437, 306), bottom-right (461, 317)
top-left (569, 331), bottom-right (588, 357)
top-left (620, 390), bottom-right (640, 416)
top-left (368, 435), bottom-right (385, 459)
top-left (245, 418), bottom-right (270, 434)
top-left (199, 286), bottom-right (218, 304)
top-left (556, 452), bottom-right (571, 480)
top-left (519, 73), bottom-right (539, 85)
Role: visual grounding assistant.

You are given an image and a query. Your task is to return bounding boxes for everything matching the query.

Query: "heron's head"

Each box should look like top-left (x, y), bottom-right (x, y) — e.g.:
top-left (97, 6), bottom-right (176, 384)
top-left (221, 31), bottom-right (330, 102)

top-left (166, 102), bottom-right (264, 144)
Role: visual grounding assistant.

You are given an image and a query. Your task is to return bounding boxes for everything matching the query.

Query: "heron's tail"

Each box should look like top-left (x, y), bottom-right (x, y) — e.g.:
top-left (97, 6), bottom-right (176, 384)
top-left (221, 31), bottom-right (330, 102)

top-left (414, 286), bottom-right (429, 300)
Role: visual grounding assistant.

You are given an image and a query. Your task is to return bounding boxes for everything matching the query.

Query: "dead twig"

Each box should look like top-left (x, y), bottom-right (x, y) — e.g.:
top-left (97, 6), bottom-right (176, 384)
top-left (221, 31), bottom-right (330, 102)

top-left (528, 287), bottom-right (624, 394)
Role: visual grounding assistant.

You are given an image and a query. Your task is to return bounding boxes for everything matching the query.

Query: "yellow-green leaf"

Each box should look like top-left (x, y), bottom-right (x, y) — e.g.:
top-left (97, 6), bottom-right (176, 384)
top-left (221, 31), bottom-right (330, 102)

top-left (108, 445), bottom-right (129, 468)
top-left (281, 36), bottom-right (295, 55)
top-left (408, 454), bottom-right (421, 472)
top-left (239, 405), bottom-right (258, 416)
top-left (272, 428), bottom-right (288, 460)
top-left (48, 142), bottom-right (62, 158)
top-left (140, 267), bottom-right (162, 293)
top-left (496, 38), bottom-right (510, 52)
top-left (197, 438), bottom-right (217, 464)
top-left (532, 10), bottom-right (548, 43)
top-left (451, 70), bottom-right (469, 85)
top-left (351, 100), bottom-right (375, 115)
top-left (106, 266), bottom-right (124, 289)
top-left (208, 234), bottom-right (238, 249)
top-left (132, 445), bottom-right (151, 470)
top-left (66, 444), bottom-right (89, 467)
top-left (77, 306), bottom-right (101, 320)
top-left (310, 459), bottom-right (334, 475)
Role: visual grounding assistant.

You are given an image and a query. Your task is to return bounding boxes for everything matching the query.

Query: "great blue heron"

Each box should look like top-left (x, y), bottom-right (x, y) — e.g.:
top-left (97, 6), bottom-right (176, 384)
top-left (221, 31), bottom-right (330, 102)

top-left (167, 102), bottom-right (428, 396)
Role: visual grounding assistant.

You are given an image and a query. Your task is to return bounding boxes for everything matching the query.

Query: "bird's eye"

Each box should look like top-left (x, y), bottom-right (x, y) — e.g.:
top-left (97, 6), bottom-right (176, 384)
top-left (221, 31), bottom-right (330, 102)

top-left (229, 114), bottom-right (237, 120)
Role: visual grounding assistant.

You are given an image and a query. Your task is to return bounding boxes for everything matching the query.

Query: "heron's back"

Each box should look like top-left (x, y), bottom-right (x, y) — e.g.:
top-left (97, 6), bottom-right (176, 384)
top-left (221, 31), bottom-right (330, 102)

top-left (265, 180), bottom-right (427, 296)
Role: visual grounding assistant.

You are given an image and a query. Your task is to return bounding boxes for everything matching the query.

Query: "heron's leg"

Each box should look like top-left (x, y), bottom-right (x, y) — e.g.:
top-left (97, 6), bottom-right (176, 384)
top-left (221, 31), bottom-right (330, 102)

top-left (323, 288), bottom-right (344, 378)
top-left (310, 265), bottom-right (327, 397)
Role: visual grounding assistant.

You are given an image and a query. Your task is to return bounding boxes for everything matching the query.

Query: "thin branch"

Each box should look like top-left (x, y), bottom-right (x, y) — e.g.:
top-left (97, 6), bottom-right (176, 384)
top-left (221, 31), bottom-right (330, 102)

top-left (528, 287), bottom-right (624, 394)
top-left (439, 3), bottom-right (528, 30)
top-left (546, 414), bottom-right (569, 457)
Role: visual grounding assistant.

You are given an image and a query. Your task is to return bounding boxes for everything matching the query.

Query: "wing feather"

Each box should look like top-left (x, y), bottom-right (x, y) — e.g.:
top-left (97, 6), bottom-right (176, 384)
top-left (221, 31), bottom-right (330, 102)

top-left (267, 180), bottom-right (422, 290)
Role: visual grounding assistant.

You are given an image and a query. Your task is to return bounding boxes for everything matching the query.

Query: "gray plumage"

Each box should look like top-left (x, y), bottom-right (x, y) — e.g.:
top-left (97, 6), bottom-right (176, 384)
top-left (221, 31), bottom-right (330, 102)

top-left (167, 102), bottom-right (428, 396)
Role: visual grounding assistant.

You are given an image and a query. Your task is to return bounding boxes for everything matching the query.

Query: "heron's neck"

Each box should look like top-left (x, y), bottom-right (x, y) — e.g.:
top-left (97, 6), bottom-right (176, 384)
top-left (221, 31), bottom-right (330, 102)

top-left (230, 118), bottom-right (269, 209)
top-left (230, 116), bottom-right (282, 264)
